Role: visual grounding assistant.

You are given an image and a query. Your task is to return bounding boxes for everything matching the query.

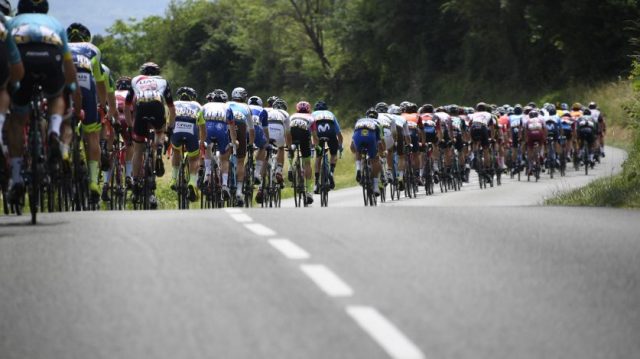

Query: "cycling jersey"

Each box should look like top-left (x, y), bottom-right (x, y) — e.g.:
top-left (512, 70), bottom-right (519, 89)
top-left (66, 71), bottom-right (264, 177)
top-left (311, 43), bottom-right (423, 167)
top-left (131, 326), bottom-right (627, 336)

top-left (545, 115), bottom-right (561, 140)
top-left (434, 111), bottom-right (451, 137)
top-left (526, 117), bottom-right (545, 148)
top-left (577, 116), bottom-right (596, 144)
top-left (70, 42), bottom-right (105, 132)
top-left (226, 101), bottom-right (252, 127)
top-left (470, 111), bottom-right (493, 127)
top-left (249, 104), bottom-right (269, 149)
top-left (392, 114), bottom-right (410, 137)
top-left (203, 102), bottom-right (232, 152)
top-left (172, 100), bottom-right (204, 156)
top-left (353, 118), bottom-right (381, 158)
top-left (126, 75), bottom-right (174, 142)
top-left (313, 110), bottom-right (341, 156)
top-left (266, 107), bottom-right (289, 148)
top-left (375, 113), bottom-right (395, 152)
top-left (290, 112), bottom-right (315, 158)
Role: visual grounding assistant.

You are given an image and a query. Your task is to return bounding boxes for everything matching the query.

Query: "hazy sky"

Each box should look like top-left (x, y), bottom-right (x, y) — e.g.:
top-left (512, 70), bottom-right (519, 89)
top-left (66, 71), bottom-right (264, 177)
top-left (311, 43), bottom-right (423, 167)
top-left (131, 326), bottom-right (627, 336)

top-left (49, 0), bottom-right (174, 35)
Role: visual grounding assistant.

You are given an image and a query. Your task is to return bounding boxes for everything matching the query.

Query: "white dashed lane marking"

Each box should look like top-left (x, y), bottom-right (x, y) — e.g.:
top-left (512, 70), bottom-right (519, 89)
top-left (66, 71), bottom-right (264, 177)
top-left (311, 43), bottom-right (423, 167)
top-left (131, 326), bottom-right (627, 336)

top-left (244, 223), bottom-right (277, 236)
top-left (230, 213), bottom-right (253, 223)
top-left (268, 239), bottom-right (310, 260)
top-left (300, 264), bottom-right (354, 297)
top-left (347, 306), bottom-right (425, 359)
top-left (224, 208), bottom-right (243, 214)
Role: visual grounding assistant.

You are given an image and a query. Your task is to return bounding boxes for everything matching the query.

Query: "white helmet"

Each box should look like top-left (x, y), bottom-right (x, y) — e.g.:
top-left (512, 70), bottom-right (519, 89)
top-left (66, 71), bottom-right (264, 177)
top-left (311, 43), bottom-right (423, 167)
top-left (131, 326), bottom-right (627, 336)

top-left (231, 87), bottom-right (247, 101)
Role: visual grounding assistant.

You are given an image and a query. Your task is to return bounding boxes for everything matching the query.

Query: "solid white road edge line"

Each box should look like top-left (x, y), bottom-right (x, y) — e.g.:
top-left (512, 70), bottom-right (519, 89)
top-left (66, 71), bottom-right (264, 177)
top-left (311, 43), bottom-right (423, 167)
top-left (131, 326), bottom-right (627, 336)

top-left (230, 213), bottom-right (253, 223)
top-left (244, 223), bottom-right (277, 236)
top-left (300, 264), bottom-right (354, 297)
top-left (268, 239), bottom-right (310, 260)
top-left (347, 306), bottom-right (425, 359)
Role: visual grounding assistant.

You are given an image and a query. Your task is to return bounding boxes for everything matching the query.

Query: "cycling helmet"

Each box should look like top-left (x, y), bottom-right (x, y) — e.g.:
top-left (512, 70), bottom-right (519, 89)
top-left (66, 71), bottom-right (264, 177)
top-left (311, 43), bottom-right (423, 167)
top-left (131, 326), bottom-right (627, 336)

top-left (388, 105), bottom-right (402, 115)
top-left (465, 107), bottom-right (474, 114)
top-left (529, 110), bottom-right (539, 118)
top-left (365, 108), bottom-right (378, 119)
top-left (512, 104), bottom-right (522, 115)
top-left (588, 101), bottom-right (597, 109)
top-left (527, 101), bottom-right (537, 109)
top-left (231, 87), bottom-right (248, 101)
top-left (314, 100), bottom-right (328, 111)
top-left (266, 96), bottom-right (279, 107)
top-left (176, 86), bottom-right (197, 102)
top-left (399, 101), bottom-right (411, 112)
top-left (139, 62), bottom-right (160, 76)
top-left (448, 105), bottom-right (459, 115)
top-left (296, 101), bottom-right (311, 113)
top-left (374, 102), bottom-right (389, 113)
top-left (248, 96), bottom-right (263, 107)
top-left (583, 109), bottom-right (591, 116)
top-left (406, 102), bottom-right (418, 113)
top-left (475, 102), bottom-right (487, 112)
top-left (116, 76), bottom-right (132, 91)
top-left (273, 98), bottom-right (288, 111)
top-left (0, 0), bottom-right (11, 16)
top-left (547, 104), bottom-right (557, 115)
top-left (560, 103), bottom-right (569, 111)
top-left (571, 102), bottom-right (582, 111)
top-left (67, 23), bottom-right (91, 43)
top-left (17, 0), bottom-right (47, 14)
top-left (419, 104), bottom-right (434, 114)
top-left (206, 89), bottom-right (228, 103)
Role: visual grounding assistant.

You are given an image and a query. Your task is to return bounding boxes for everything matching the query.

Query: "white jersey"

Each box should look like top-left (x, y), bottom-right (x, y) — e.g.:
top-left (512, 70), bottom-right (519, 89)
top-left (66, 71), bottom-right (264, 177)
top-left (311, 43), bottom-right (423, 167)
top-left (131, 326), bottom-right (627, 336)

top-left (202, 102), bottom-right (229, 122)
top-left (266, 108), bottom-right (290, 147)
top-left (130, 75), bottom-right (170, 104)
top-left (470, 111), bottom-right (493, 126)
top-left (392, 114), bottom-right (410, 136)
top-left (590, 109), bottom-right (601, 121)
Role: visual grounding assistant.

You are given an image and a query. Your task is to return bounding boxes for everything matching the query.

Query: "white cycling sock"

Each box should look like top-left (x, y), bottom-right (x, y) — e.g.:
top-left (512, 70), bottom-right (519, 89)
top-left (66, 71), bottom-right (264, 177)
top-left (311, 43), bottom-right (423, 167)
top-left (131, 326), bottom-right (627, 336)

top-left (222, 173), bottom-right (228, 186)
top-left (355, 161), bottom-right (361, 171)
top-left (398, 170), bottom-right (404, 179)
top-left (204, 159), bottom-right (211, 176)
top-left (11, 157), bottom-right (23, 184)
top-left (236, 181), bottom-right (243, 196)
top-left (103, 170), bottom-right (111, 183)
top-left (48, 114), bottom-right (62, 137)
top-left (255, 160), bottom-right (263, 178)
top-left (373, 177), bottom-right (379, 190)
top-left (125, 161), bottom-right (133, 177)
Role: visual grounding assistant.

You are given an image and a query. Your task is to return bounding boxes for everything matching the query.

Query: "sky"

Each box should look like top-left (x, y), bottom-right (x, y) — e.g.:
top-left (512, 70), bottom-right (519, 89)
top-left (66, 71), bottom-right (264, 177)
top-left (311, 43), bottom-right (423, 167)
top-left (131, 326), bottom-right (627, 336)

top-left (49, 0), bottom-right (174, 35)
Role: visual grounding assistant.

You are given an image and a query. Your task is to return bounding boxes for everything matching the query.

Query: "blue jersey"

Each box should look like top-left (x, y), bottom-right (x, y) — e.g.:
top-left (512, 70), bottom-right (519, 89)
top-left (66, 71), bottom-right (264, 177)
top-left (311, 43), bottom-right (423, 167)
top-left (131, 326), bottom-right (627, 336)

top-left (8, 14), bottom-right (70, 64)
top-left (249, 104), bottom-right (269, 128)
top-left (1, 18), bottom-right (20, 65)
top-left (226, 101), bottom-right (252, 126)
top-left (312, 110), bottom-right (341, 135)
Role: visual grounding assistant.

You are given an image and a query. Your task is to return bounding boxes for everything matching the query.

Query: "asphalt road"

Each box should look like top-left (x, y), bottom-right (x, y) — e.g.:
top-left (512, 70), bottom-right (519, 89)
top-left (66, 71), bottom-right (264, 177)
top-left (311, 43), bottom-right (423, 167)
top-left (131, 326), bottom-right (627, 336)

top-left (1, 146), bottom-right (638, 359)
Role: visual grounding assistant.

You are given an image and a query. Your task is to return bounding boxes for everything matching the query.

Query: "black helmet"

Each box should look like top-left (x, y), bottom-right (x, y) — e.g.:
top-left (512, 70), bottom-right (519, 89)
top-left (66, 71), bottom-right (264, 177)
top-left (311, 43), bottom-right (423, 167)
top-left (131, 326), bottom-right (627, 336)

top-left (266, 96), bottom-right (279, 107)
top-left (314, 100), bottom-right (328, 111)
top-left (406, 102), bottom-right (418, 113)
top-left (206, 89), bottom-right (228, 103)
top-left (476, 102), bottom-right (487, 112)
top-left (529, 110), bottom-right (539, 118)
top-left (67, 23), bottom-right (91, 43)
top-left (448, 105), bottom-right (459, 115)
top-left (116, 76), bottom-right (132, 91)
top-left (0, 0), bottom-right (12, 16)
top-left (588, 101), bottom-right (597, 110)
top-left (513, 104), bottom-right (523, 115)
top-left (139, 62), bottom-right (160, 76)
top-left (547, 104), bottom-right (557, 115)
top-left (273, 98), bottom-right (288, 111)
top-left (176, 87), bottom-right (197, 102)
top-left (419, 104), bottom-right (434, 114)
top-left (17, 0), bottom-right (48, 14)
top-left (248, 96), bottom-right (263, 106)
top-left (374, 102), bottom-right (389, 113)
top-left (399, 101), bottom-right (411, 112)
top-left (583, 109), bottom-right (592, 116)
top-left (365, 108), bottom-right (378, 119)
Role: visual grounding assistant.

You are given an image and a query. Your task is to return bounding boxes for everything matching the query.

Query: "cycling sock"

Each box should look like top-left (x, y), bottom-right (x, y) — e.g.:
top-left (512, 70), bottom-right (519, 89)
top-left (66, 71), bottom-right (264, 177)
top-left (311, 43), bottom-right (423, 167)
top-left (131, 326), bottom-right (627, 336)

top-left (48, 114), bottom-right (62, 137)
top-left (420, 168), bottom-right (424, 176)
top-left (306, 178), bottom-right (313, 193)
top-left (103, 169), bottom-right (111, 184)
top-left (11, 157), bottom-right (23, 184)
top-left (125, 161), bottom-right (133, 177)
top-left (330, 164), bottom-right (336, 173)
top-left (204, 159), bottom-right (211, 175)
top-left (398, 170), bottom-right (404, 179)
top-left (373, 177), bottom-right (379, 189)
top-left (355, 161), bottom-right (361, 171)
top-left (236, 181), bottom-right (243, 196)
top-left (172, 166), bottom-right (179, 180)
top-left (222, 173), bottom-right (228, 186)
top-left (276, 164), bottom-right (283, 174)
top-left (255, 160), bottom-right (263, 178)
top-left (189, 174), bottom-right (198, 187)
top-left (61, 143), bottom-right (70, 159)
top-left (88, 160), bottom-right (99, 185)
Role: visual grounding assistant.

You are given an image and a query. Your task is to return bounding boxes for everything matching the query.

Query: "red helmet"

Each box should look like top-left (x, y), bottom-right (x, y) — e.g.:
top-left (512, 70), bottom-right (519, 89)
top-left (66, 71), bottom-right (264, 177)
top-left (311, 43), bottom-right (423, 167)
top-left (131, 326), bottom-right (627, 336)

top-left (296, 101), bottom-right (311, 113)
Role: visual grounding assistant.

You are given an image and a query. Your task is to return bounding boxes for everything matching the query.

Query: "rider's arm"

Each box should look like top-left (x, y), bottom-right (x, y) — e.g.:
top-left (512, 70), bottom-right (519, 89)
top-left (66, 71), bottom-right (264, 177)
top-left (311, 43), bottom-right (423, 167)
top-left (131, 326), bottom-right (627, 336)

top-left (260, 109), bottom-right (270, 140)
top-left (124, 88), bottom-right (135, 127)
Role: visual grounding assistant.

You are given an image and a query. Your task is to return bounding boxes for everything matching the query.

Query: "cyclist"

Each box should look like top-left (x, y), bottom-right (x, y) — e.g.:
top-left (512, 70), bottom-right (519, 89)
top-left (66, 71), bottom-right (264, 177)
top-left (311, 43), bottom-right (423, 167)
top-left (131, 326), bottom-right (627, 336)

top-left (544, 104), bottom-right (562, 169)
top-left (312, 100), bottom-right (342, 193)
top-left (352, 108), bottom-right (383, 196)
top-left (418, 104), bottom-right (439, 182)
top-left (226, 87), bottom-right (254, 207)
top-left (401, 102), bottom-right (423, 185)
top-left (495, 107), bottom-right (510, 171)
top-left (67, 22), bottom-right (116, 202)
top-left (388, 104), bottom-right (409, 190)
top-left (99, 63), bottom-right (119, 201)
top-left (374, 102), bottom-right (396, 182)
top-left (0, 0), bottom-right (24, 150)
top-left (435, 106), bottom-right (453, 179)
top-left (288, 100), bottom-right (315, 205)
top-left (5, 0), bottom-right (78, 206)
top-left (449, 105), bottom-right (467, 179)
top-left (524, 109), bottom-right (547, 176)
top-left (469, 102), bottom-right (494, 172)
top-left (169, 86), bottom-right (204, 202)
top-left (509, 104), bottom-right (525, 173)
top-left (248, 95), bottom-right (269, 191)
top-left (124, 62), bottom-right (176, 209)
top-left (114, 76), bottom-right (134, 188)
top-left (576, 109), bottom-right (597, 168)
top-left (202, 89), bottom-right (237, 199)
top-left (559, 111), bottom-right (575, 162)
top-left (264, 97), bottom-right (289, 185)
top-left (588, 102), bottom-right (606, 157)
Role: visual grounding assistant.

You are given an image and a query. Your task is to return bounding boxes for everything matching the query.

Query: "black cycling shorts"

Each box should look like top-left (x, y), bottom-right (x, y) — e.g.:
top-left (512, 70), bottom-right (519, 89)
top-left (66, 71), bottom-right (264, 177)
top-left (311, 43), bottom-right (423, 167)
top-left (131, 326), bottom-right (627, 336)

top-left (562, 129), bottom-right (573, 141)
top-left (235, 122), bottom-right (248, 158)
top-left (318, 135), bottom-right (339, 156)
top-left (13, 43), bottom-right (65, 107)
top-left (291, 127), bottom-right (312, 158)
top-left (133, 101), bottom-right (165, 142)
top-left (453, 132), bottom-right (464, 151)
top-left (0, 41), bottom-right (9, 88)
top-left (578, 127), bottom-right (595, 145)
top-left (471, 125), bottom-right (489, 148)
top-left (396, 127), bottom-right (405, 156)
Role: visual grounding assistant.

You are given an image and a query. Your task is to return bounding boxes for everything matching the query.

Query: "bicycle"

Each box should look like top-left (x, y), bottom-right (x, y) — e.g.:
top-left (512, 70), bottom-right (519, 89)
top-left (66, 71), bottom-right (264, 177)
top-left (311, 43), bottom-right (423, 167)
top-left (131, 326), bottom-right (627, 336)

top-left (403, 144), bottom-right (416, 198)
top-left (473, 142), bottom-right (491, 189)
top-left (389, 152), bottom-right (400, 201)
top-left (557, 135), bottom-right (567, 177)
top-left (226, 149), bottom-right (238, 208)
top-left (288, 142), bottom-right (307, 208)
top-left (105, 124), bottom-right (128, 210)
top-left (317, 137), bottom-right (332, 207)
top-left (0, 147), bottom-right (9, 214)
top-left (545, 136), bottom-right (556, 179)
top-left (175, 144), bottom-right (191, 210)
top-left (201, 140), bottom-right (224, 209)
top-left (242, 145), bottom-right (255, 208)
top-left (133, 131), bottom-right (158, 210)
top-left (261, 140), bottom-right (282, 208)
top-left (527, 142), bottom-right (542, 182)
top-left (359, 146), bottom-right (377, 207)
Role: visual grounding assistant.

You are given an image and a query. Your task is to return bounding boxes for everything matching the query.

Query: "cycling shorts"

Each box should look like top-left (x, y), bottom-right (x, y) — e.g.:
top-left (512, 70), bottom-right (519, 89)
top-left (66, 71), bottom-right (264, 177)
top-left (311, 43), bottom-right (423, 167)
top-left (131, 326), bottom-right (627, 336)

top-left (0, 42), bottom-right (8, 87)
top-left (511, 128), bottom-right (521, 148)
top-left (133, 101), bottom-right (165, 143)
top-left (291, 127), bottom-right (312, 158)
top-left (578, 127), bottom-right (595, 145)
top-left (317, 135), bottom-right (339, 157)
top-left (78, 71), bottom-right (100, 133)
top-left (268, 122), bottom-right (286, 148)
top-left (526, 130), bottom-right (544, 148)
top-left (562, 129), bottom-right (573, 142)
top-left (252, 125), bottom-right (267, 149)
top-left (12, 44), bottom-right (65, 110)
top-left (353, 128), bottom-right (378, 159)
top-left (235, 122), bottom-right (248, 158)
top-left (205, 121), bottom-right (231, 153)
top-left (396, 127), bottom-right (405, 156)
top-left (409, 129), bottom-right (420, 153)
top-left (453, 132), bottom-right (464, 152)
top-left (470, 125), bottom-right (489, 148)
top-left (171, 119), bottom-right (200, 156)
